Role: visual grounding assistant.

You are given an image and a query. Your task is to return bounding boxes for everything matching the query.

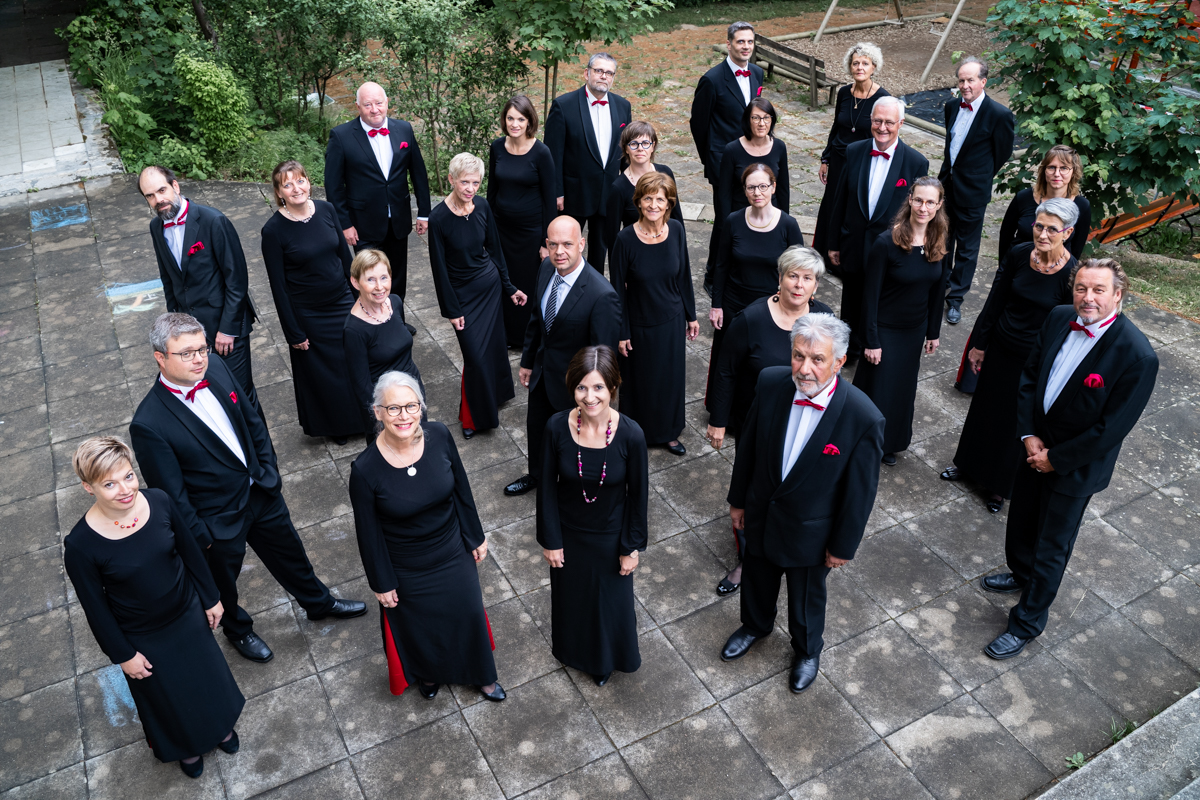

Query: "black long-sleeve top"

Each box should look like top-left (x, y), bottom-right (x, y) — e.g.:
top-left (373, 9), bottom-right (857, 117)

top-left (63, 489), bottom-right (220, 665)
top-left (609, 220), bottom-right (697, 339)
top-left (716, 138), bottom-right (790, 226)
top-left (536, 410), bottom-right (649, 556)
top-left (486, 138), bottom-right (557, 235)
top-left (971, 242), bottom-right (1077, 352)
top-left (603, 164), bottom-right (686, 252)
top-left (820, 85), bottom-right (892, 163)
top-left (343, 295), bottom-right (422, 439)
top-left (712, 210), bottom-right (805, 309)
top-left (427, 198), bottom-right (517, 319)
top-left (997, 188), bottom-right (1092, 264)
top-left (348, 422), bottom-right (485, 593)
top-left (861, 231), bottom-right (949, 348)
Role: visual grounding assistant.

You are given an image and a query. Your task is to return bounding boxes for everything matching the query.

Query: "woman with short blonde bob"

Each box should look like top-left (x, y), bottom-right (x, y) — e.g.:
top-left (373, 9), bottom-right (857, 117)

top-left (428, 152), bottom-right (528, 439)
top-left (64, 436), bottom-right (243, 779)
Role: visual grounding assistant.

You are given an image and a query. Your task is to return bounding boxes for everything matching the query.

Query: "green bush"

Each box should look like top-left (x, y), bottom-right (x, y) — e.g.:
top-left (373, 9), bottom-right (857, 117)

top-left (90, 40), bottom-right (158, 153)
top-left (219, 128), bottom-right (327, 184)
top-left (174, 53), bottom-right (250, 157)
top-left (155, 136), bottom-right (217, 180)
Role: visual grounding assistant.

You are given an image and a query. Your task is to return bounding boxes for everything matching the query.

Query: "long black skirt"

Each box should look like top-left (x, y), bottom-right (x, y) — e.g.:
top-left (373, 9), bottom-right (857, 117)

top-left (953, 336), bottom-right (1032, 499)
top-left (496, 211), bottom-right (540, 348)
top-left (289, 294), bottom-right (359, 438)
top-left (853, 323), bottom-right (925, 453)
top-left (381, 545), bottom-right (497, 690)
top-left (620, 314), bottom-right (686, 444)
top-left (550, 523), bottom-right (640, 676)
top-left (705, 282), bottom-right (768, 410)
top-left (454, 266), bottom-right (515, 432)
top-left (125, 592), bottom-right (244, 762)
top-left (812, 152), bottom-right (847, 264)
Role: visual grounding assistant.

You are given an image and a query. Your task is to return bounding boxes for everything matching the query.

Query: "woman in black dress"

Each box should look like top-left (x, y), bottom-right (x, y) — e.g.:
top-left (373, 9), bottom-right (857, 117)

top-left (344, 249), bottom-right (423, 441)
top-left (610, 172), bottom-right (699, 455)
top-left (487, 95), bottom-right (557, 347)
top-left (716, 98), bottom-right (790, 234)
top-left (603, 120), bottom-right (685, 254)
top-left (349, 371), bottom-right (504, 701)
top-left (707, 163), bottom-right (805, 407)
top-left (63, 437), bottom-right (242, 778)
top-left (813, 43), bottom-right (889, 264)
top-left (853, 177), bottom-right (950, 465)
top-left (941, 199), bottom-right (1080, 512)
top-left (428, 152), bottom-right (528, 438)
top-left (538, 345), bottom-right (648, 686)
top-left (261, 159), bottom-right (358, 444)
top-left (707, 246), bottom-right (832, 595)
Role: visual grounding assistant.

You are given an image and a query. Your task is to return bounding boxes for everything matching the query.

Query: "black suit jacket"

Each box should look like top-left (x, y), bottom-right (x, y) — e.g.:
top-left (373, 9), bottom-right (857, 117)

top-left (728, 367), bottom-right (884, 568)
top-left (1016, 306), bottom-right (1159, 498)
top-left (937, 94), bottom-right (1015, 208)
top-left (828, 138), bottom-right (929, 275)
top-left (520, 259), bottom-right (621, 410)
top-left (149, 201), bottom-right (255, 342)
top-left (690, 61), bottom-right (764, 184)
top-left (324, 117), bottom-right (432, 240)
top-left (543, 87), bottom-right (633, 218)
top-left (129, 355), bottom-right (281, 548)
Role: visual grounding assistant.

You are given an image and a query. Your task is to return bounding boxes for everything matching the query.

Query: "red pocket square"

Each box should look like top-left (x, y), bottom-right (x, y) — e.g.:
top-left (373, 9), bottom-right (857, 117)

top-left (229, 390), bottom-right (237, 403)
top-left (620, 122), bottom-right (626, 128)
top-left (823, 443), bottom-right (840, 455)
top-left (756, 86), bottom-right (764, 97)
top-left (896, 178), bottom-right (907, 187)
top-left (399, 141), bottom-right (409, 149)
top-left (1083, 373), bottom-right (1104, 388)
top-left (188, 241), bottom-right (204, 255)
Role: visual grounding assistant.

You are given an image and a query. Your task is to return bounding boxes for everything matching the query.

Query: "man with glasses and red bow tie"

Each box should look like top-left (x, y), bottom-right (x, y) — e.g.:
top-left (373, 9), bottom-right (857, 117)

top-left (544, 53), bottom-right (633, 275)
top-left (937, 56), bottom-right (1015, 326)
top-left (325, 81), bottom-right (431, 301)
top-left (130, 313), bottom-right (367, 665)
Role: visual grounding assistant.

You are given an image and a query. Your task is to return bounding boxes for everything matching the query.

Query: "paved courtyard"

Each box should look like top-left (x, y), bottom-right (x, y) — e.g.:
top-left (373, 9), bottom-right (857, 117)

top-left (3, 125), bottom-right (1200, 799)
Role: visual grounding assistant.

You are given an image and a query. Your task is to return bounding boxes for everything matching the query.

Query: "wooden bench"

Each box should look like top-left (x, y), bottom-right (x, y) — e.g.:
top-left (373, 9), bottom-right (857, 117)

top-left (754, 34), bottom-right (839, 110)
top-left (1087, 193), bottom-right (1200, 246)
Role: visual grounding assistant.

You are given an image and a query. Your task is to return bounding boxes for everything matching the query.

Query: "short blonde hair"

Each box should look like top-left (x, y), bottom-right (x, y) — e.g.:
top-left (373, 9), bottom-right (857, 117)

top-left (448, 152), bottom-right (485, 181)
top-left (777, 245), bottom-right (826, 282)
top-left (351, 249), bottom-right (391, 283)
top-left (843, 42), bottom-right (883, 75)
top-left (73, 436), bottom-right (135, 486)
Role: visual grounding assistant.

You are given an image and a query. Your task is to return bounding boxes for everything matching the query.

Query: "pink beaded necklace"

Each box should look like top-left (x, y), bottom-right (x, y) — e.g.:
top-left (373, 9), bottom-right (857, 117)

top-left (576, 411), bottom-right (613, 504)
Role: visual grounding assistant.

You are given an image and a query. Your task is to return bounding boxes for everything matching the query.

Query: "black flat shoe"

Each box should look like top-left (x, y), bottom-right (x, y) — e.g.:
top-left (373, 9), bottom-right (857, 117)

top-left (789, 655), bottom-right (820, 693)
top-left (940, 466), bottom-right (960, 481)
top-left (333, 437), bottom-right (348, 446)
top-left (721, 627), bottom-right (761, 661)
top-left (716, 577), bottom-right (740, 596)
top-left (986, 496), bottom-right (1005, 513)
top-left (984, 631), bottom-right (1031, 660)
top-left (504, 474), bottom-right (537, 496)
top-left (665, 441), bottom-right (686, 456)
top-left (418, 682), bottom-right (439, 699)
top-left (218, 730), bottom-right (239, 754)
top-left (594, 672), bottom-right (611, 687)
top-left (881, 453), bottom-right (897, 466)
top-left (227, 632), bottom-right (273, 663)
top-left (981, 573), bottom-right (1024, 594)
top-left (480, 682), bottom-right (506, 702)
top-left (462, 427), bottom-right (475, 440)
top-left (180, 756), bottom-right (203, 778)
top-left (308, 598), bottom-right (367, 620)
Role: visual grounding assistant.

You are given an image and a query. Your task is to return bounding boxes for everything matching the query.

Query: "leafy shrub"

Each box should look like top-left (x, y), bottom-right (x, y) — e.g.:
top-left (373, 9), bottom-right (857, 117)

top-left (174, 52), bottom-right (250, 156)
top-left (155, 136), bottom-right (217, 180)
top-left (90, 40), bottom-right (158, 153)
top-left (219, 128), bottom-right (327, 184)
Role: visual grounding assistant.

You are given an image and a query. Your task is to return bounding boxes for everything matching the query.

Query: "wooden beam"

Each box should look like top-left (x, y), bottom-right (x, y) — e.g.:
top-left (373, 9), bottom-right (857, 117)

top-left (812, 0), bottom-right (841, 44)
top-left (919, 0), bottom-right (969, 87)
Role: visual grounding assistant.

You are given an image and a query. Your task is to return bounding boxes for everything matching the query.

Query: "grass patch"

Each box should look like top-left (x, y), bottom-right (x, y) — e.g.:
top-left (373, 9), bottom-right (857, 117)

top-left (651, 0), bottom-right (888, 31)
top-left (1097, 229), bottom-right (1200, 323)
top-left (1138, 224), bottom-right (1200, 261)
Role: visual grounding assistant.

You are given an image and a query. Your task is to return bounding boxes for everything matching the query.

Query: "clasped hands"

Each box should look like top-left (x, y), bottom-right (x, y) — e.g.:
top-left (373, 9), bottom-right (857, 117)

top-left (1023, 435), bottom-right (1054, 473)
top-left (120, 601), bottom-right (224, 679)
top-left (542, 548), bottom-right (640, 575)
top-left (730, 507), bottom-right (849, 568)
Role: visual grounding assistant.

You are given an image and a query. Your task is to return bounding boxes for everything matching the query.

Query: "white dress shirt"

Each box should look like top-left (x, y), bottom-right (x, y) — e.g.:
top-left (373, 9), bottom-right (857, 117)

top-left (360, 117), bottom-right (393, 179)
top-left (726, 56), bottom-right (751, 105)
top-left (541, 261), bottom-right (583, 320)
top-left (160, 374), bottom-right (248, 468)
top-left (163, 198), bottom-right (189, 269)
top-left (948, 91), bottom-right (985, 166)
top-left (867, 139), bottom-right (898, 219)
top-left (1041, 312), bottom-right (1119, 414)
top-left (782, 376), bottom-right (839, 477)
top-left (585, 87), bottom-right (613, 168)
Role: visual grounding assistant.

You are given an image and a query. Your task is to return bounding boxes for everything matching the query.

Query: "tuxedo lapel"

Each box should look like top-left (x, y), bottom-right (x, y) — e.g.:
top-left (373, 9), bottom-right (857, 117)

top-left (958, 95), bottom-right (991, 153)
top-left (777, 383), bottom-right (847, 497)
top-left (351, 123), bottom-right (383, 178)
top-left (152, 381), bottom-right (244, 471)
top-left (387, 117), bottom-right (405, 179)
top-left (854, 148), bottom-right (870, 219)
top-left (764, 375), bottom-right (794, 486)
top-left (576, 89), bottom-right (604, 167)
top-left (179, 205), bottom-right (203, 272)
top-left (552, 267), bottom-right (589, 332)
top-left (721, 65), bottom-right (748, 109)
top-left (1037, 319), bottom-right (1074, 404)
top-left (202, 370), bottom-right (255, 462)
top-left (1049, 315), bottom-right (1127, 416)
top-left (871, 144), bottom-right (906, 224)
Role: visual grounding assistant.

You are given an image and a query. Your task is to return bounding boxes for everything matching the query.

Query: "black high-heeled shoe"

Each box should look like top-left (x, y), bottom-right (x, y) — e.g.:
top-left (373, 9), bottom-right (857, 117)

top-left (986, 495), bottom-right (1004, 514)
top-left (716, 577), bottom-right (740, 596)
top-left (594, 672), bottom-right (612, 687)
top-left (480, 682), bottom-right (506, 701)
top-left (218, 730), bottom-right (240, 754)
top-left (462, 427), bottom-right (475, 440)
top-left (180, 756), bottom-right (203, 778)
top-left (418, 682), bottom-right (439, 699)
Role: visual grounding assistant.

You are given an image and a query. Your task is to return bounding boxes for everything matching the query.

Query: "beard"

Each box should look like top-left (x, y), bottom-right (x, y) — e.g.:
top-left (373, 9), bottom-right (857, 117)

top-left (792, 371), bottom-right (834, 398)
top-left (155, 197), bottom-right (182, 222)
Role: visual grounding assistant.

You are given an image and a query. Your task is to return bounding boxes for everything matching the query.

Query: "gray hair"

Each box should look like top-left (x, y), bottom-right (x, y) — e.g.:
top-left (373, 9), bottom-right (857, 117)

top-left (587, 52), bottom-right (617, 70)
top-left (1036, 197), bottom-right (1080, 230)
top-left (150, 312), bottom-right (205, 354)
top-left (872, 95), bottom-right (906, 122)
top-left (727, 21), bottom-right (754, 40)
top-left (843, 42), bottom-right (883, 75)
top-left (372, 371), bottom-right (425, 439)
top-left (791, 312), bottom-right (850, 361)
top-left (447, 152), bottom-right (485, 181)
top-left (956, 56), bottom-right (988, 80)
top-left (777, 245), bottom-right (826, 283)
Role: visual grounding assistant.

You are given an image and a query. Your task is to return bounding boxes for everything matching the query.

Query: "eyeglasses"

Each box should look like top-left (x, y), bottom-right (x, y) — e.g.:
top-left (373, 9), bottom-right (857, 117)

top-left (590, 68), bottom-right (616, 79)
top-left (746, 183), bottom-right (773, 194)
top-left (377, 403), bottom-right (421, 416)
top-left (170, 347), bottom-right (210, 361)
top-left (1033, 223), bottom-right (1066, 235)
top-left (910, 198), bottom-right (940, 207)
top-left (749, 115), bottom-right (772, 123)
top-left (627, 140), bottom-right (654, 151)
top-left (1044, 166), bottom-right (1073, 174)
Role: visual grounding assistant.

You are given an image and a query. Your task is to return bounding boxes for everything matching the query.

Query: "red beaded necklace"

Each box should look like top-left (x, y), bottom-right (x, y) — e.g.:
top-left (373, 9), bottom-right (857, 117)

top-left (576, 411), bottom-right (613, 504)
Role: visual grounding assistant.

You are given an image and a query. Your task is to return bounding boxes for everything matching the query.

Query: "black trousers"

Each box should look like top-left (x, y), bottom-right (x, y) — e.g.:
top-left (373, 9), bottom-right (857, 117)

top-left (740, 552), bottom-right (832, 657)
top-left (839, 268), bottom-right (866, 356)
top-left (205, 484), bottom-right (334, 639)
top-left (943, 183), bottom-right (988, 308)
top-left (220, 332), bottom-right (258, 413)
top-left (526, 378), bottom-right (568, 482)
top-left (356, 226), bottom-right (410, 300)
top-left (1004, 467), bottom-right (1092, 639)
top-left (704, 180), bottom-right (721, 288)
top-left (570, 212), bottom-right (608, 275)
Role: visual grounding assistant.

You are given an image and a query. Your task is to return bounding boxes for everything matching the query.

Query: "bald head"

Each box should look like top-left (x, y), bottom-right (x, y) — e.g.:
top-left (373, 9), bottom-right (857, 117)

top-left (356, 82), bottom-right (388, 128)
top-left (546, 215), bottom-right (585, 275)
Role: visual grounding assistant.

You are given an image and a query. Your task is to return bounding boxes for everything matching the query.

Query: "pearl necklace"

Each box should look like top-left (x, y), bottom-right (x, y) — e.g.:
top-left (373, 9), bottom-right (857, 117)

top-left (636, 223), bottom-right (665, 239)
top-left (282, 200), bottom-right (314, 223)
top-left (576, 411), bottom-right (613, 504)
top-left (359, 300), bottom-right (392, 324)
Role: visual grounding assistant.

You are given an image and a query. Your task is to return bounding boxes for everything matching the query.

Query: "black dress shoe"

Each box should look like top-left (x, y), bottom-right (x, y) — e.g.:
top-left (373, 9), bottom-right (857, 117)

top-left (180, 756), bottom-right (203, 778)
top-left (665, 441), bottom-right (686, 456)
top-left (480, 682), bottom-right (506, 702)
top-left (716, 577), bottom-right (740, 596)
top-left (504, 474), bottom-right (537, 496)
top-left (981, 573), bottom-right (1024, 594)
top-left (881, 453), bottom-right (897, 466)
top-left (946, 305), bottom-right (962, 324)
top-left (594, 672), bottom-right (611, 687)
top-left (789, 654), bottom-right (820, 693)
top-left (721, 627), bottom-right (761, 661)
top-left (418, 682), bottom-right (439, 699)
top-left (462, 427), bottom-right (475, 440)
top-left (333, 437), bottom-right (348, 446)
top-left (308, 598), bottom-right (368, 621)
top-left (218, 730), bottom-right (239, 754)
top-left (940, 466), bottom-right (960, 481)
top-left (984, 631), bottom-right (1031, 660)
top-left (228, 632), bottom-right (274, 663)
top-left (986, 496), bottom-right (1005, 514)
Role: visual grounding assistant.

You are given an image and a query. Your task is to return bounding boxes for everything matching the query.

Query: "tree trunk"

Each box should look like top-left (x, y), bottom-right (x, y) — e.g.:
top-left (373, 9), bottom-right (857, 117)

top-left (191, 0), bottom-right (218, 51)
top-left (551, 60), bottom-right (559, 103)
top-left (543, 63), bottom-right (550, 120)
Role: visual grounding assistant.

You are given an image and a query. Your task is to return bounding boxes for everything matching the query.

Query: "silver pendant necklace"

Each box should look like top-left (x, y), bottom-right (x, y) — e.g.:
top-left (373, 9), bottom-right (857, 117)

top-left (381, 437), bottom-right (418, 476)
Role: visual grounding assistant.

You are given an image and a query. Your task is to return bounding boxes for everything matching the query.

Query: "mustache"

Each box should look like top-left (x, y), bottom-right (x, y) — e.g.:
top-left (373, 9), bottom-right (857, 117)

top-left (155, 198), bottom-right (181, 221)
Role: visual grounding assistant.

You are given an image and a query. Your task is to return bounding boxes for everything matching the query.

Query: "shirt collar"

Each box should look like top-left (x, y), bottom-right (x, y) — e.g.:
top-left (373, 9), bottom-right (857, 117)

top-left (159, 373), bottom-right (202, 393)
top-left (555, 262), bottom-right (583, 288)
top-left (169, 198), bottom-right (189, 226)
top-left (872, 139), bottom-right (898, 157)
top-left (359, 116), bottom-right (388, 135)
top-left (793, 375), bottom-right (838, 406)
top-left (726, 56), bottom-right (749, 77)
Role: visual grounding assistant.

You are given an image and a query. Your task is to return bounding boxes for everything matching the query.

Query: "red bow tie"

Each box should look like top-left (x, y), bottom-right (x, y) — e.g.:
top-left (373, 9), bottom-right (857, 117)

top-left (162, 378), bottom-right (210, 402)
top-left (870, 150), bottom-right (890, 159)
top-left (793, 398), bottom-right (826, 411)
top-left (591, 99), bottom-right (608, 106)
top-left (1068, 321), bottom-right (1094, 338)
top-left (735, 69), bottom-right (750, 77)
top-left (368, 127), bottom-right (389, 137)
top-left (960, 102), bottom-right (973, 111)
top-left (163, 215), bottom-right (187, 229)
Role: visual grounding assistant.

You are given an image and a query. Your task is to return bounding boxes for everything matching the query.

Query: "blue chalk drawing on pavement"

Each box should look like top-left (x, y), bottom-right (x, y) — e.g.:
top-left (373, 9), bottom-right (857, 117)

top-left (96, 664), bottom-right (139, 727)
top-left (106, 279), bottom-right (164, 315)
top-left (30, 204), bottom-right (90, 231)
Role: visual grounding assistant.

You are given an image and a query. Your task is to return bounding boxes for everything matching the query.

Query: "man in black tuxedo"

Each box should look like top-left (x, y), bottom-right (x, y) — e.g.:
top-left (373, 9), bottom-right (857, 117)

top-left (130, 313), bottom-right (366, 664)
top-left (325, 81), bottom-right (431, 300)
top-left (981, 260), bottom-right (1158, 659)
top-left (691, 21), bottom-right (764, 295)
top-left (720, 313), bottom-right (884, 692)
top-left (828, 96), bottom-right (929, 357)
top-left (504, 216), bottom-right (621, 496)
top-left (139, 166), bottom-right (259, 410)
top-left (937, 56), bottom-right (1015, 325)
top-left (543, 53), bottom-right (633, 274)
